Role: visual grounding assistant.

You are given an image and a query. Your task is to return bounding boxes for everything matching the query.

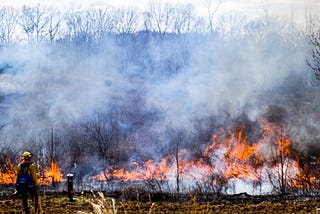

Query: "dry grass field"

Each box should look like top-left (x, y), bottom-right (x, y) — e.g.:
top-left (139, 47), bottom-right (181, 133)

top-left (1, 192), bottom-right (320, 214)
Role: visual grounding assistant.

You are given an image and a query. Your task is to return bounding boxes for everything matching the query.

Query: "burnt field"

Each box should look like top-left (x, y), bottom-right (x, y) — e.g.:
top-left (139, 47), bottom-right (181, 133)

top-left (1, 189), bottom-right (320, 214)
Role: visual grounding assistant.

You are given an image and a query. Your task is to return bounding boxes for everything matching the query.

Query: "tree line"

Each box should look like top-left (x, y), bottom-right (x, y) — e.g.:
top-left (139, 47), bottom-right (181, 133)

top-left (0, 2), bottom-right (314, 46)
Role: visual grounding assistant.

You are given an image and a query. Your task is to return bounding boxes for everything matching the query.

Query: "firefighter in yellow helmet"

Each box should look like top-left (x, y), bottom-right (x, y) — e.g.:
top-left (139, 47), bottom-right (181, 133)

top-left (16, 151), bottom-right (39, 214)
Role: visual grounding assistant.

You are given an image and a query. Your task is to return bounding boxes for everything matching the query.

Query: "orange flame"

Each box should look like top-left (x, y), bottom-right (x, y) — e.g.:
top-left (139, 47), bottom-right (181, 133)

top-left (40, 161), bottom-right (64, 185)
top-left (0, 160), bottom-right (65, 186)
top-left (0, 159), bottom-right (17, 184)
top-left (94, 116), bottom-right (318, 192)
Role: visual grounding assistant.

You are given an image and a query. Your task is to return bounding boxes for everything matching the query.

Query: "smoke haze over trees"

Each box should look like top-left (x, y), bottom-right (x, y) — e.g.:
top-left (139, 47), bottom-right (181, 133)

top-left (0, 2), bottom-right (320, 194)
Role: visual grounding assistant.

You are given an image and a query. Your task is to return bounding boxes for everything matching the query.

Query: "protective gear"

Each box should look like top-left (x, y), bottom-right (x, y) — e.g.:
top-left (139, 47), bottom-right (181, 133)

top-left (16, 154), bottom-right (38, 214)
top-left (16, 162), bottom-right (34, 190)
top-left (22, 151), bottom-right (32, 159)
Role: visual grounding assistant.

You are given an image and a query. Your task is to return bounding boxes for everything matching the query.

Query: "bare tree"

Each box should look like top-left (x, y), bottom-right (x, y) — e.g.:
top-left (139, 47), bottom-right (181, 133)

top-left (113, 6), bottom-right (141, 71)
top-left (64, 8), bottom-right (95, 47)
top-left (166, 127), bottom-right (187, 194)
top-left (307, 28), bottom-right (320, 85)
top-left (0, 7), bottom-right (18, 46)
top-left (203, 0), bottom-right (223, 34)
top-left (88, 7), bottom-right (116, 45)
top-left (80, 112), bottom-right (132, 181)
top-left (47, 9), bottom-right (61, 43)
top-left (263, 105), bottom-right (293, 194)
top-left (144, 1), bottom-right (174, 38)
top-left (192, 17), bottom-right (208, 35)
top-left (171, 4), bottom-right (195, 35)
top-left (19, 4), bottom-right (54, 44)
top-left (113, 7), bottom-right (140, 36)
top-left (45, 127), bottom-right (63, 185)
top-left (83, 113), bottom-right (118, 164)
top-left (215, 14), bottom-right (247, 39)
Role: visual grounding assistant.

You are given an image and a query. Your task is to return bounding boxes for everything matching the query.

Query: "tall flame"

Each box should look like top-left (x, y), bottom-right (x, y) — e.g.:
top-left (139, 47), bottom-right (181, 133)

top-left (0, 159), bottom-right (16, 184)
top-left (40, 161), bottom-right (64, 185)
top-left (94, 117), bottom-right (318, 193)
top-left (0, 116), bottom-right (317, 193)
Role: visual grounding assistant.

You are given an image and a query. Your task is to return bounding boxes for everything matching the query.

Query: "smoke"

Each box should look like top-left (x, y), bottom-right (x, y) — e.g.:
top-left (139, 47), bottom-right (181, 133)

top-left (145, 34), bottom-right (309, 129)
top-left (0, 17), bottom-right (313, 151)
top-left (0, 44), bottom-right (127, 143)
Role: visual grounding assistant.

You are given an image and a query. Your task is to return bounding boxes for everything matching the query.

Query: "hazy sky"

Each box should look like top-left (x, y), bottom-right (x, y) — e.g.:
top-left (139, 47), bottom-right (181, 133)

top-left (1, 0), bottom-right (319, 19)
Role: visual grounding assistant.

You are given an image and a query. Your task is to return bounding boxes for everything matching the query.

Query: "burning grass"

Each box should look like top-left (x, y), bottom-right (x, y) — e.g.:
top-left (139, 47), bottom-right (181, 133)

top-left (1, 117), bottom-right (320, 196)
top-left (92, 117), bottom-right (320, 194)
top-left (1, 117), bottom-right (320, 213)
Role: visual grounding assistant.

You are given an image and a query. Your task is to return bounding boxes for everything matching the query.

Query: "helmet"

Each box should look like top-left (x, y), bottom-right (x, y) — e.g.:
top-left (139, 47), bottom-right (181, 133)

top-left (22, 151), bottom-right (32, 159)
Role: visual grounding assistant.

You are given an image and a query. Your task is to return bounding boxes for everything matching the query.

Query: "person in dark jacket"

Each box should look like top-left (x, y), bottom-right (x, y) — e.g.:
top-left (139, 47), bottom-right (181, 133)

top-left (16, 151), bottom-right (38, 214)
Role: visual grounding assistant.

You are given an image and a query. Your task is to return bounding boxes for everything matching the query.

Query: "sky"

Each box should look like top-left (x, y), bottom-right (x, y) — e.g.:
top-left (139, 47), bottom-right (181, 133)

top-left (0, 0), bottom-right (319, 21)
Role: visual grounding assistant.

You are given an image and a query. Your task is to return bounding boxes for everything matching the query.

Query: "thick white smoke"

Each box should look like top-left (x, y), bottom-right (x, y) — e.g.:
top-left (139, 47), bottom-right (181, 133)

top-left (146, 34), bottom-right (309, 128)
top-left (0, 45), bottom-right (126, 141)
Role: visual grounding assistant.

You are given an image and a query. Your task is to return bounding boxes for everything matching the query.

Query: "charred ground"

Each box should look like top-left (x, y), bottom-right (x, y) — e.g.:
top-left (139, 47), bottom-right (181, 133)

top-left (1, 188), bottom-right (320, 213)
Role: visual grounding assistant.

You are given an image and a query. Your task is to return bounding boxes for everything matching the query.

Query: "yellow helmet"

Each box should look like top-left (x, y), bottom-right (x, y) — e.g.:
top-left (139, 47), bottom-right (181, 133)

top-left (22, 151), bottom-right (32, 159)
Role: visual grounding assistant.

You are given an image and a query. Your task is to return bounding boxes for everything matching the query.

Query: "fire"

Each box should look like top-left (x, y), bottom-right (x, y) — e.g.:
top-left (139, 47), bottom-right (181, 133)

top-left (95, 158), bottom-right (172, 182)
top-left (94, 116), bottom-right (319, 193)
top-left (0, 159), bottom-right (64, 186)
top-left (40, 161), bottom-right (64, 185)
top-left (209, 125), bottom-right (264, 181)
top-left (0, 116), bottom-right (316, 193)
top-left (0, 159), bottom-right (17, 184)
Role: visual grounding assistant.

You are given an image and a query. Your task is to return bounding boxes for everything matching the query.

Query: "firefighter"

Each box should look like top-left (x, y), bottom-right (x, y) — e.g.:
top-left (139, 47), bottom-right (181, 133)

top-left (16, 151), bottom-right (39, 214)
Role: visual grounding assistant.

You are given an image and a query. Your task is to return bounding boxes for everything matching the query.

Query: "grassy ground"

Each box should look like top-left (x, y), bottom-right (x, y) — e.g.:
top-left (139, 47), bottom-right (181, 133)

top-left (1, 193), bottom-right (320, 213)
